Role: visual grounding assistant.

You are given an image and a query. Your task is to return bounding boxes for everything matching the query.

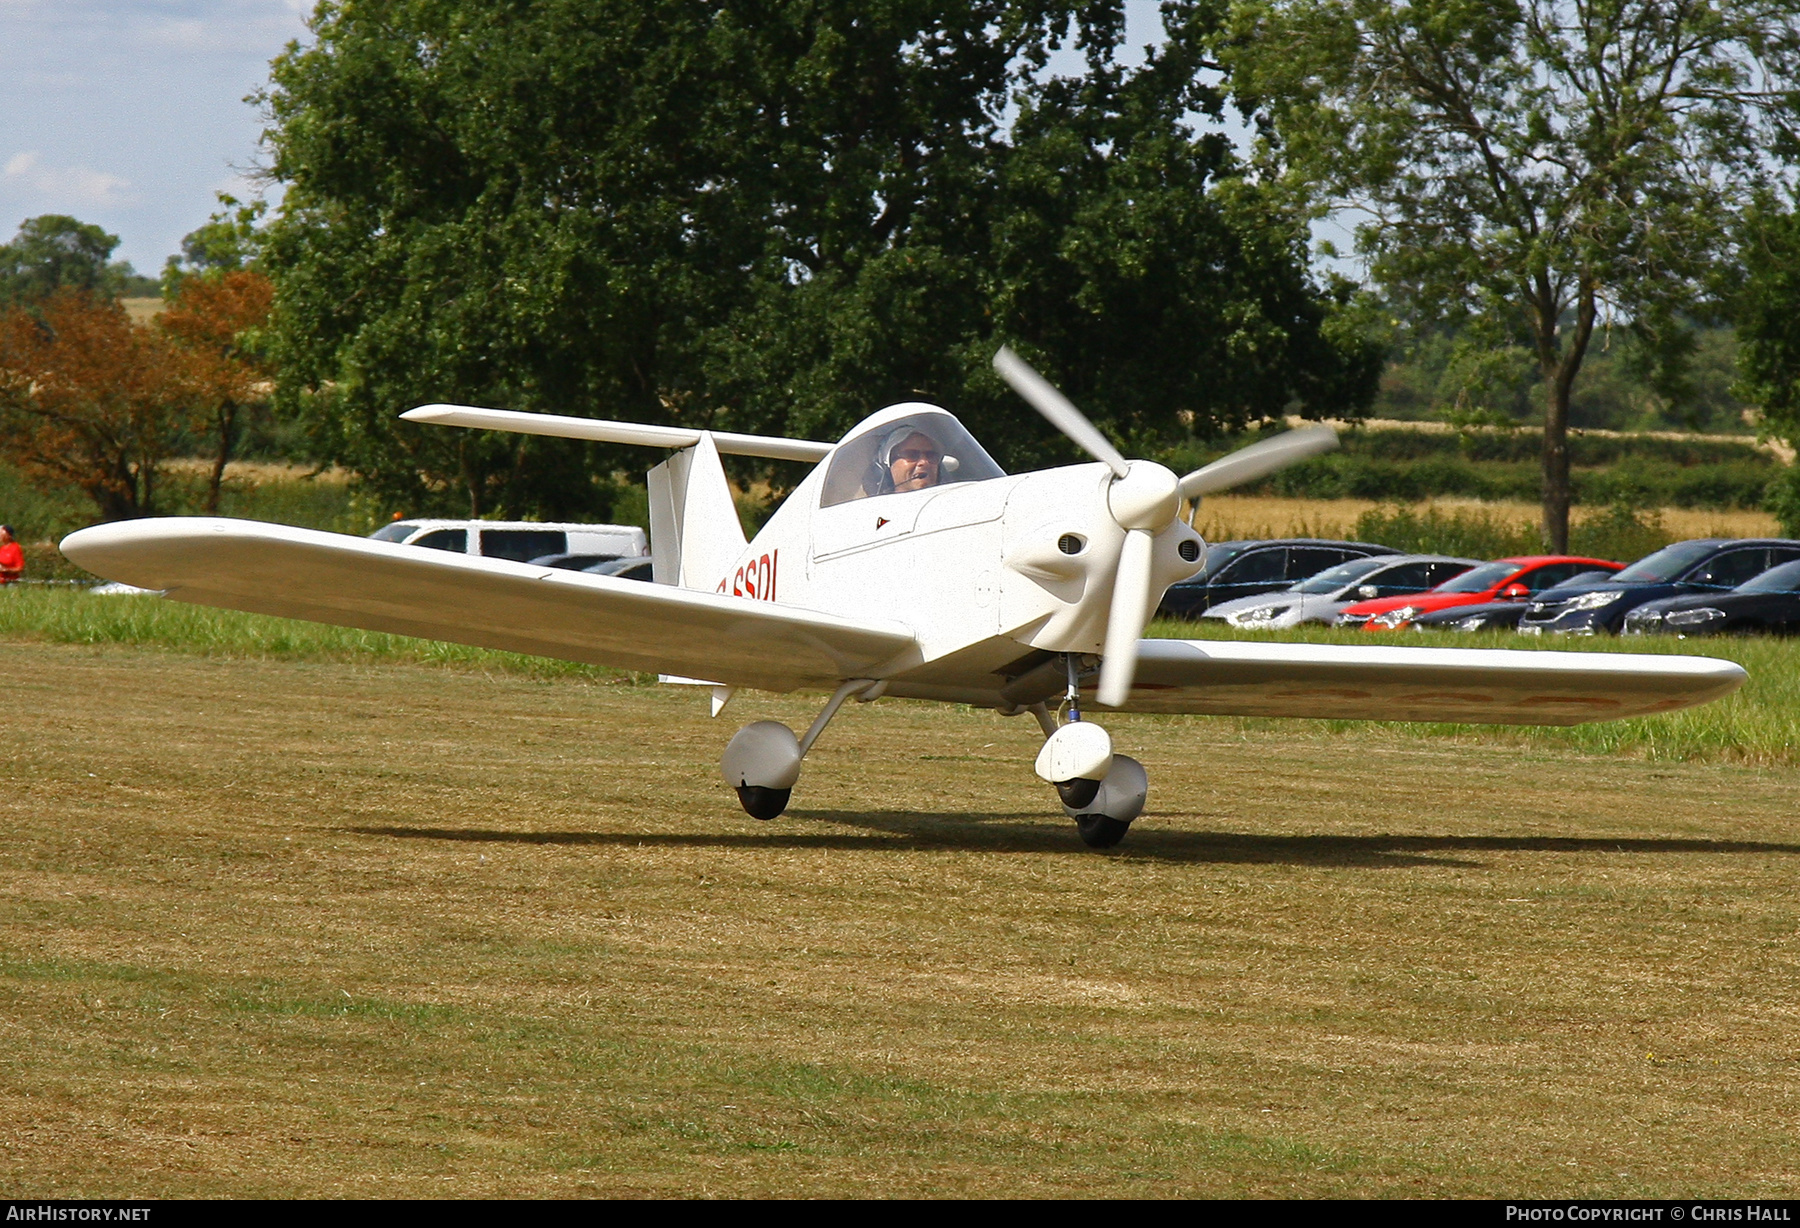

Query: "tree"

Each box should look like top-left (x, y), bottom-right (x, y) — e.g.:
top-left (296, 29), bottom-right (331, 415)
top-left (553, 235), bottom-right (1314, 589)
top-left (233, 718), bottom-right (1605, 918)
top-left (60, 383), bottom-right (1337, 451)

top-left (708, 1), bottom-right (1384, 463)
top-left (1733, 203), bottom-right (1800, 533)
top-left (260, 0), bottom-right (1381, 520)
top-left (161, 195), bottom-right (269, 299)
top-left (0, 215), bottom-right (145, 306)
top-left (160, 270), bottom-right (276, 513)
top-left (1227, 0), bottom-right (1800, 549)
top-left (0, 291), bottom-right (189, 520)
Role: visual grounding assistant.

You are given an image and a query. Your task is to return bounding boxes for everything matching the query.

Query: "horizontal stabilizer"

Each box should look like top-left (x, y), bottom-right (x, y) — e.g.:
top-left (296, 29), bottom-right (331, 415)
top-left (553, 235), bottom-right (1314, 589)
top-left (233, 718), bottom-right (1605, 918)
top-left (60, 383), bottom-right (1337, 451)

top-left (60, 518), bottom-right (915, 691)
top-left (402, 405), bottom-right (833, 463)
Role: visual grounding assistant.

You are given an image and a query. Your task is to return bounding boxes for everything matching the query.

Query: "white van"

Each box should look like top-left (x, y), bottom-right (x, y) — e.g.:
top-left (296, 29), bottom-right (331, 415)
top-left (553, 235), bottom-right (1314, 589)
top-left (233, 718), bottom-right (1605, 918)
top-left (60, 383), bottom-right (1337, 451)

top-left (368, 519), bottom-right (648, 568)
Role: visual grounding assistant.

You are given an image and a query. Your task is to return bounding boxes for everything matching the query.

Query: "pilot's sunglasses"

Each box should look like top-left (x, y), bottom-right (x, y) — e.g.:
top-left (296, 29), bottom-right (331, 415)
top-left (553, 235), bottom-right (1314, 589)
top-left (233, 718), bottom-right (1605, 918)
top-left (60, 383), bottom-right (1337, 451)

top-left (894, 449), bottom-right (941, 464)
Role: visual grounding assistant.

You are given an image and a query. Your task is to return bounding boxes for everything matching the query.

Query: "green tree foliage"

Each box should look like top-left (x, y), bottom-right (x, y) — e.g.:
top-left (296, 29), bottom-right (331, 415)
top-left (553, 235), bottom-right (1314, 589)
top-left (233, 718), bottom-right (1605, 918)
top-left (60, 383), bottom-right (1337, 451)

top-left (1227, 0), bottom-right (1798, 550)
top-left (261, 0), bottom-right (1382, 520)
top-left (1734, 205), bottom-right (1800, 534)
top-left (1374, 323), bottom-right (1749, 433)
top-left (0, 215), bottom-right (148, 305)
top-left (161, 194), bottom-right (268, 298)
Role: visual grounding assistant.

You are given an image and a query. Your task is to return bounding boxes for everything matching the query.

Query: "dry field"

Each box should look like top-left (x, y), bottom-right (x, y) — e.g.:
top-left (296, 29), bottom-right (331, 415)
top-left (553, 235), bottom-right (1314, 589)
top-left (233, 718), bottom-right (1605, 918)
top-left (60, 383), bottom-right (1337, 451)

top-left (2, 642), bottom-right (1798, 1198)
top-left (120, 297), bottom-right (162, 325)
top-left (158, 460), bottom-right (350, 484)
top-left (1194, 494), bottom-right (1781, 543)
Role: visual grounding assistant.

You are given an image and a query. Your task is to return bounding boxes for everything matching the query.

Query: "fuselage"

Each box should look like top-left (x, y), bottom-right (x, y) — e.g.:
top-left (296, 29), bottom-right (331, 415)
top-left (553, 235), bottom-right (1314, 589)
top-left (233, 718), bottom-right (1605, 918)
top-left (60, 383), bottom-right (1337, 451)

top-left (709, 403), bottom-right (1206, 701)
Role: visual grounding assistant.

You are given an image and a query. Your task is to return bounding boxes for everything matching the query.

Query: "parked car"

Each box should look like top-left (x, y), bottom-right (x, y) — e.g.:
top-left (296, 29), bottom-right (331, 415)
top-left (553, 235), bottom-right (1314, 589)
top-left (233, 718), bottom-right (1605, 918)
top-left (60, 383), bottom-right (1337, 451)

top-left (528, 551), bottom-right (632, 571)
top-left (1518, 538), bottom-right (1800, 634)
top-left (1328, 557), bottom-right (1485, 627)
top-left (583, 556), bottom-right (655, 581)
top-left (367, 519), bottom-right (647, 564)
top-left (1621, 559), bottom-right (1800, 636)
top-left (1205, 554), bottom-right (1456, 629)
top-left (1337, 555), bottom-right (1621, 631)
top-left (1411, 571), bottom-right (1619, 632)
top-left (1158, 539), bottom-right (1401, 618)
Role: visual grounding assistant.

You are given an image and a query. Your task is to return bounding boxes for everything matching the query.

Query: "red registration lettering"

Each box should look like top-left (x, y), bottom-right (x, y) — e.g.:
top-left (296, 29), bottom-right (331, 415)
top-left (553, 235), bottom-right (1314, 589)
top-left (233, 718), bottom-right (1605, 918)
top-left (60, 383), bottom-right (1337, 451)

top-left (728, 551), bottom-right (780, 602)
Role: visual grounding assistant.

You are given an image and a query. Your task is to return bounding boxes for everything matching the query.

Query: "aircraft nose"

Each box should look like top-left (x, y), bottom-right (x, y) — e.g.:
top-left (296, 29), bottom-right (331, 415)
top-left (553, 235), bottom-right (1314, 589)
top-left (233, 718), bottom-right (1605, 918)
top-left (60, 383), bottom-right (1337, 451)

top-left (1106, 461), bottom-right (1180, 531)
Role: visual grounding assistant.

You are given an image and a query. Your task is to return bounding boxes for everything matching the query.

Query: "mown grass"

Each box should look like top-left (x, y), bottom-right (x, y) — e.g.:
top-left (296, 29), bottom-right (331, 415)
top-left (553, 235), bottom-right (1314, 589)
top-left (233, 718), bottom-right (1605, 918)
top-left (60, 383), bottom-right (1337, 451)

top-left (3, 644), bottom-right (1799, 1196)
top-left (1148, 617), bottom-right (1800, 766)
top-left (0, 584), bottom-right (634, 680)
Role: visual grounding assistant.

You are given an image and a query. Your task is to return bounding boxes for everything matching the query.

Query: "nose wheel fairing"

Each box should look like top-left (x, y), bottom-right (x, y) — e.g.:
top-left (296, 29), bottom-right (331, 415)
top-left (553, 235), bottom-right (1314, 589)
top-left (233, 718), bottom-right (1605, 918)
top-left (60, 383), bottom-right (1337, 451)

top-left (1061, 754), bottom-right (1147, 827)
top-left (1030, 654), bottom-right (1148, 848)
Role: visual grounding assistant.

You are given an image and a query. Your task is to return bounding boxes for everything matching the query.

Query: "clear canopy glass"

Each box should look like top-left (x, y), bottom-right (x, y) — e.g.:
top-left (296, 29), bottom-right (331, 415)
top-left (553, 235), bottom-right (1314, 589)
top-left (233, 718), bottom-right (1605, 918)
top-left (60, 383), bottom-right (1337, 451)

top-left (819, 409), bottom-right (1006, 507)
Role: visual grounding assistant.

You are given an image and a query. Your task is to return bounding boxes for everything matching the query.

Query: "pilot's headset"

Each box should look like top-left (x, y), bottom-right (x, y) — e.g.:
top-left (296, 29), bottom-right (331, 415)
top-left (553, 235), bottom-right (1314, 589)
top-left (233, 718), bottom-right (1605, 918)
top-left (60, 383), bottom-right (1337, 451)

top-left (863, 424), bottom-right (960, 496)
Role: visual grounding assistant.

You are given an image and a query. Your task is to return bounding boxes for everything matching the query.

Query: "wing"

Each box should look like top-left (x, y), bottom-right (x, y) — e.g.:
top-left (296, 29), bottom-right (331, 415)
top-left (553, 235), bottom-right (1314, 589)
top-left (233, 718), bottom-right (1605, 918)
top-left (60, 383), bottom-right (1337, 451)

top-left (1111, 638), bottom-right (1744, 725)
top-left (59, 518), bottom-right (915, 692)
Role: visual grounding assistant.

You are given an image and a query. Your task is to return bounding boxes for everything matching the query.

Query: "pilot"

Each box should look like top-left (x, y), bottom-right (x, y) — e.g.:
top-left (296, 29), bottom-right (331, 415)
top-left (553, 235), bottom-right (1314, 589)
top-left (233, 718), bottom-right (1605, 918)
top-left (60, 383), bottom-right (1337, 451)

top-left (874, 426), bottom-right (943, 495)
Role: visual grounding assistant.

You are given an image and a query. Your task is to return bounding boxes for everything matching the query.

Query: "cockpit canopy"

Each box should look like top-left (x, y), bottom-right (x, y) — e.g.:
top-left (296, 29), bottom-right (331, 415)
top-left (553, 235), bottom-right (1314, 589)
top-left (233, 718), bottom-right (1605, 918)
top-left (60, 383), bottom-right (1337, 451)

top-left (819, 405), bottom-right (1006, 508)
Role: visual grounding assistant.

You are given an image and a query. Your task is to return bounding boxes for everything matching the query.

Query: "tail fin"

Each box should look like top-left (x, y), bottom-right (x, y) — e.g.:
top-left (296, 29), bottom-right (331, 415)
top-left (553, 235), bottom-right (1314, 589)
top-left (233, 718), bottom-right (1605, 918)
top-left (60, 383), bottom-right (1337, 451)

top-left (646, 432), bottom-right (747, 590)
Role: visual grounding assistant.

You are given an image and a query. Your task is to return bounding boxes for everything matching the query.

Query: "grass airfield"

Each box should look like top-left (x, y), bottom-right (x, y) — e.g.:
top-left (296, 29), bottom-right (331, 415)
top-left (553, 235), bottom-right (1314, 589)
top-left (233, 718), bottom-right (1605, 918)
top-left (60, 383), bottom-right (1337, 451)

top-left (3, 635), bottom-right (1799, 1197)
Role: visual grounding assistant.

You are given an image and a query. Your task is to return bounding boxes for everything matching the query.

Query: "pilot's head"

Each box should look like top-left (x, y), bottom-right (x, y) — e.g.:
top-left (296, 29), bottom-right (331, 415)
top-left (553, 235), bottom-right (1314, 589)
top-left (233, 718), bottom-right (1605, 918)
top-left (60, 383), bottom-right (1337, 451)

top-left (882, 428), bottom-right (942, 494)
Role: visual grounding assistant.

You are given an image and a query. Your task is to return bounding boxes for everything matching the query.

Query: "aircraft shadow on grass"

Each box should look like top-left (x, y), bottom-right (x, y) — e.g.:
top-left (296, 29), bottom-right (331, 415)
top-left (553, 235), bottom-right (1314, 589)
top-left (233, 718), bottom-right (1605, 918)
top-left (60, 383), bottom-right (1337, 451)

top-left (343, 820), bottom-right (1800, 870)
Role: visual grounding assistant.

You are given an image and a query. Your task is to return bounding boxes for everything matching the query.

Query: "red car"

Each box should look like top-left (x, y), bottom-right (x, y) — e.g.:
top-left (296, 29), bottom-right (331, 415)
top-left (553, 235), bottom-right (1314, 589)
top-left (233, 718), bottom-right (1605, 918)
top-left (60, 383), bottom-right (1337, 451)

top-left (1337, 555), bottom-right (1624, 630)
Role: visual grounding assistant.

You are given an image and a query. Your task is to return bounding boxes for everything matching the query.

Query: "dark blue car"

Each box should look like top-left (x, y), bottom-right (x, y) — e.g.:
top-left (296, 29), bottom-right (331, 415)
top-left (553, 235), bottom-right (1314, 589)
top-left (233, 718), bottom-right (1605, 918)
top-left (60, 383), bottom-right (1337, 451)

top-left (1517, 539), bottom-right (1800, 635)
top-left (1158, 538), bottom-right (1401, 619)
top-left (1412, 570), bottom-right (1619, 632)
top-left (1621, 559), bottom-right (1800, 636)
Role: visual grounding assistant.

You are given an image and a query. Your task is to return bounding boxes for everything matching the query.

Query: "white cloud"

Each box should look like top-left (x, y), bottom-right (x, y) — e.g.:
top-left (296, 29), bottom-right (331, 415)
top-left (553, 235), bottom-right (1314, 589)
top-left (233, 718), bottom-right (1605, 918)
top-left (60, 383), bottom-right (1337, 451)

top-left (139, 17), bottom-right (210, 49)
top-left (3, 150), bottom-right (135, 206)
top-left (130, 3), bottom-right (313, 56)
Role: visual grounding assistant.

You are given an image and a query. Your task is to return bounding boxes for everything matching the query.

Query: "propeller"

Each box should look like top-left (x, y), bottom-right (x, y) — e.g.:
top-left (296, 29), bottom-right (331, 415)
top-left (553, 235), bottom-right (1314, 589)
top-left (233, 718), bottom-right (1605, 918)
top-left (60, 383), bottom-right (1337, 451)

top-left (1177, 424), bottom-right (1339, 501)
top-left (992, 345), bottom-right (1338, 708)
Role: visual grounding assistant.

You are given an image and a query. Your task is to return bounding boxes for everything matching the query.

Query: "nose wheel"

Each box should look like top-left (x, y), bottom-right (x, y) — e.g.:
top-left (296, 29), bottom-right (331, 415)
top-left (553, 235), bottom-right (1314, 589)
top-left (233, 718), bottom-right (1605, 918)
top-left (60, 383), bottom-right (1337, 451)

top-left (1076, 814), bottom-right (1130, 850)
top-left (1064, 755), bottom-right (1148, 848)
top-left (1029, 655), bottom-right (1148, 849)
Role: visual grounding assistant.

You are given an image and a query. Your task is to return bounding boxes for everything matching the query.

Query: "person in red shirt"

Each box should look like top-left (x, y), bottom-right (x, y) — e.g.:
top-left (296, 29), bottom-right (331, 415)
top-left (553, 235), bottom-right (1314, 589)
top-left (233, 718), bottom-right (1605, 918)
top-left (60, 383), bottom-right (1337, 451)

top-left (0, 525), bottom-right (23, 585)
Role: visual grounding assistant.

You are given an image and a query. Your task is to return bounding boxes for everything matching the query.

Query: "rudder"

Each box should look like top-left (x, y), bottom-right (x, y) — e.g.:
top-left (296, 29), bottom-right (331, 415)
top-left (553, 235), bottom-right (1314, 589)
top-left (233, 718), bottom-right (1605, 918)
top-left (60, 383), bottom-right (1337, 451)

top-left (646, 432), bottom-right (747, 591)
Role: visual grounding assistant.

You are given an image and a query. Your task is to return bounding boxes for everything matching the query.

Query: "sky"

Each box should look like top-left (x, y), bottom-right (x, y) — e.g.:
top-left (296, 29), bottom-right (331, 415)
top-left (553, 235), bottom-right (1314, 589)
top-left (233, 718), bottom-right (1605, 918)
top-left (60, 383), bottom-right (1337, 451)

top-left (0, 0), bottom-right (312, 277)
top-left (0, 0), bottom-right (1299, 281)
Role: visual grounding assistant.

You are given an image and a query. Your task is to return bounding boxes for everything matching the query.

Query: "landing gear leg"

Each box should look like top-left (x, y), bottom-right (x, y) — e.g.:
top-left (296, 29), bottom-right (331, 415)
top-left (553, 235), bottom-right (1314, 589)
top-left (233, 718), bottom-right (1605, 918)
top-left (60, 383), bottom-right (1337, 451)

top-left (721, 678), bottom-right (875, 820)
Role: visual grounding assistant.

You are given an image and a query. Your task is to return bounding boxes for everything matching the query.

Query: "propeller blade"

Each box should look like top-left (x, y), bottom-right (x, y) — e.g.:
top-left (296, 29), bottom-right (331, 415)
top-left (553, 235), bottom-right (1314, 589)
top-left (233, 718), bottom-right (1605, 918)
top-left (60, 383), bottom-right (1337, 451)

top-left (1097, 528), bottom-right (1156, 707)
top-left (992, 346), bottom-right (1130, 479)
top-left (1176, 425), bottom-right (1339, 501)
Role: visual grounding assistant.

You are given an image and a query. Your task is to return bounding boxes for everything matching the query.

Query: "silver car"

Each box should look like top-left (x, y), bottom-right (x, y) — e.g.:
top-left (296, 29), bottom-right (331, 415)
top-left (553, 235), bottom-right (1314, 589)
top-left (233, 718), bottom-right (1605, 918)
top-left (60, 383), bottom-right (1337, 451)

top-left (1203, 555), bottom-right (1479, 630)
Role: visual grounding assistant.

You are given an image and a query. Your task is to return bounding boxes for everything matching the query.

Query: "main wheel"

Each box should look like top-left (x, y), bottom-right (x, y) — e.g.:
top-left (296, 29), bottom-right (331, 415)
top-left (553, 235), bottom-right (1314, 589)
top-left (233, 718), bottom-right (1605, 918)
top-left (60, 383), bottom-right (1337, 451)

top-left (736, 785), bottom-right (791, 820)
top-left (1075, 814), bottom-right (1131, 849)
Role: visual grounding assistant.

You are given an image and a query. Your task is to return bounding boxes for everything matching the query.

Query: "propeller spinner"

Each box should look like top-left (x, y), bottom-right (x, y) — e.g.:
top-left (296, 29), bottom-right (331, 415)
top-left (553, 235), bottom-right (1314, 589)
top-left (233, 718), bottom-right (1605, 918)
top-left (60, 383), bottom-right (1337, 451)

top-left (992, 346), bottom-right (1339, 707)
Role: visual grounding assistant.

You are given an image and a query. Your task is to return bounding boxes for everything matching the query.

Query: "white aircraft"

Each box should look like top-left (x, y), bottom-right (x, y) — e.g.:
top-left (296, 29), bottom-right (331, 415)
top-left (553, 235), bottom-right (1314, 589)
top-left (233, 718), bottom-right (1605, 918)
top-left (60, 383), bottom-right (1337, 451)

top-left (62, 348), bottom-right (1745, 848)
